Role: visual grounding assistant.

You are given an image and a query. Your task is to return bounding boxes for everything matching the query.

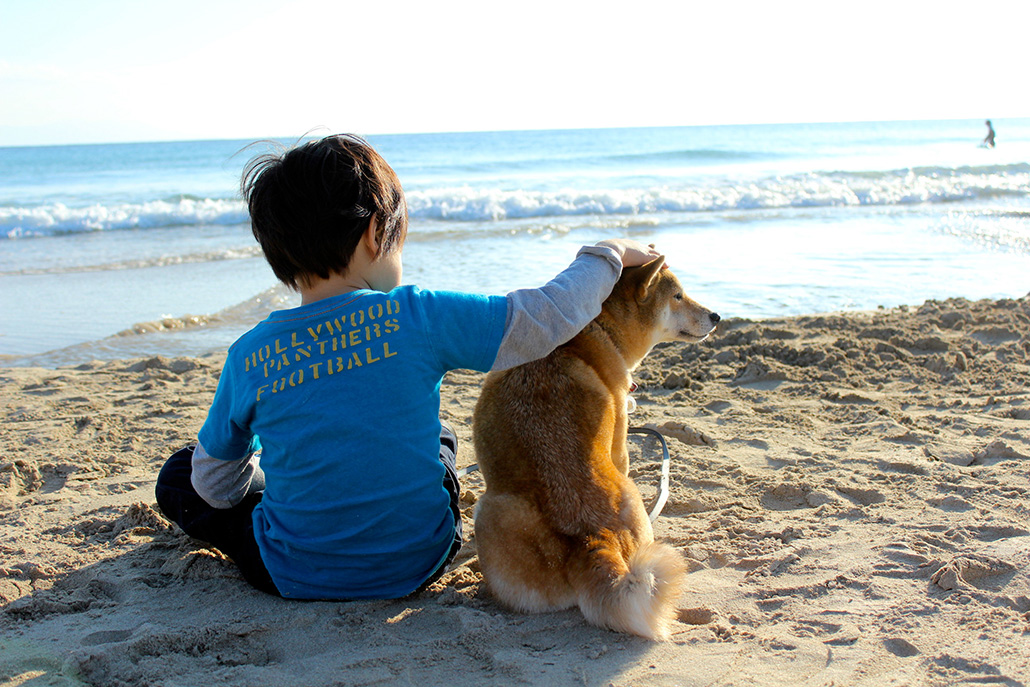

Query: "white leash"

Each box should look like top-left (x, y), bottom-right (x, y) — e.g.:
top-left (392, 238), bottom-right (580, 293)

top-left (627, 427), bottom-right (671, 522)
top-left (456, 426), bottom-right (671, 522)
top-left (456, 464), bottom-right (478, 479)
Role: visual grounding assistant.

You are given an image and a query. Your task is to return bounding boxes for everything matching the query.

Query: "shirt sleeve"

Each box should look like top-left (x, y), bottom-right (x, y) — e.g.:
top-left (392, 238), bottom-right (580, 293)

top-left (491, 244), bottom-right (622, 371)
top-left (191, 442), bottom-right (263, 509)
top-left (415, 288), bottom-right (509, 373)
top-left (197, 359), bottom-right (262, 463)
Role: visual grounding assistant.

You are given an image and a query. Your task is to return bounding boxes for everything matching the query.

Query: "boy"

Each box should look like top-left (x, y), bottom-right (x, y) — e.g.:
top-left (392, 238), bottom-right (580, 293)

top-left (155, 134), bottom-right (661, 599)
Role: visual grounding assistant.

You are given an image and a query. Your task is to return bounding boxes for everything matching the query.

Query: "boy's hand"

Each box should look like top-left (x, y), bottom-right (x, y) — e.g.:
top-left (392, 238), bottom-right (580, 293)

top-left (595, 239), bottom-right (664, 268)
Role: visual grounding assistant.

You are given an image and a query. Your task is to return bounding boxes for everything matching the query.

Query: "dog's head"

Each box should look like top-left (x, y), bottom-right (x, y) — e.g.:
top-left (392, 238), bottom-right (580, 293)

top-left (607, 256), bottom-right (720, 353)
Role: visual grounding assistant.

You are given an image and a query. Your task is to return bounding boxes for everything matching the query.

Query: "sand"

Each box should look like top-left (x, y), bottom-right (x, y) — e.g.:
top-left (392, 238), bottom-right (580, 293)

top-left (1, 295), bottom-right (1028, 686)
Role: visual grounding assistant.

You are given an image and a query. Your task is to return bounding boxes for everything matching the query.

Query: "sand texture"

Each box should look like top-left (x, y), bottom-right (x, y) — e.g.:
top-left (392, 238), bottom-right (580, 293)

top-left (1, 296), bottom-right (1028, 686)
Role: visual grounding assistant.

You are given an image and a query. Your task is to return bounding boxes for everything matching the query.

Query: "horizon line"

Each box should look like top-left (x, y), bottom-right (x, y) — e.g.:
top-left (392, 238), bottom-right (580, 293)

top-left (1, 115), bottom-right (1023, 150)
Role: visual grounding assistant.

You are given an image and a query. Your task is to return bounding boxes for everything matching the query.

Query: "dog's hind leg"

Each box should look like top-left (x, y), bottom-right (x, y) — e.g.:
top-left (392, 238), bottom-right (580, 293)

top-left (475, 493), bottom-right (576, 613)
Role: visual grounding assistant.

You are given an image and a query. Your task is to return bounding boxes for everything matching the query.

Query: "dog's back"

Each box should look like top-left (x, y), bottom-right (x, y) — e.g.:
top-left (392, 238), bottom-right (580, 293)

top-left (473, 258), bottom-right (718, 639)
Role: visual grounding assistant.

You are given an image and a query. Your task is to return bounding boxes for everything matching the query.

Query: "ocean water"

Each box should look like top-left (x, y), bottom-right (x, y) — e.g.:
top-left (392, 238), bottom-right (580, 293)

top-left (2, 119), bottom-right (1029, 367)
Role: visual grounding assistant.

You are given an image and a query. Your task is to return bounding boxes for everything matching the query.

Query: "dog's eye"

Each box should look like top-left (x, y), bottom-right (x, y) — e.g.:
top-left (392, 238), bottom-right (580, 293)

top-left (674, 293), bottom-right (683, 301)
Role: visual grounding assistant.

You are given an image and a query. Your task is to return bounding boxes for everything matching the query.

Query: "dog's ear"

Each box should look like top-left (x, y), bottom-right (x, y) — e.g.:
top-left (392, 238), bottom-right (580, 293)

top-left (635, 255), bottom-right (666, 300)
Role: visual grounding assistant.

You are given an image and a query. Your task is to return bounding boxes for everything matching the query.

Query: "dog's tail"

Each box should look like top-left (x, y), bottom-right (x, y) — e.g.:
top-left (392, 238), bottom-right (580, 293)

top-left (576, 539), bottom-right (687, 640)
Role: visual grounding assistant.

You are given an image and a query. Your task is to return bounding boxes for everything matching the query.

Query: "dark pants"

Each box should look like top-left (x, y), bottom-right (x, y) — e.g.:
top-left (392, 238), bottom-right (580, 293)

top-left (153, 424), bottom-right (463, 598)
top-left (155, 445), bottom-right (281, 595)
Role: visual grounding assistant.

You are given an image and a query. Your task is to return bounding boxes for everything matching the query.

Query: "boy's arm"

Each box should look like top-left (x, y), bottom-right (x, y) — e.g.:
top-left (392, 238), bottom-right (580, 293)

top-left (191, 442), bottom-right (262, 509)
top-left (492, 240), bottom-right (657, 371)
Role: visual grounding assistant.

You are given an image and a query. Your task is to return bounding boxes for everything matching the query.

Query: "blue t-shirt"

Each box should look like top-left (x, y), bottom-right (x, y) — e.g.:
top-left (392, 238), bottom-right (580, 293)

top-left (198, 285), bottom-right (508, 599)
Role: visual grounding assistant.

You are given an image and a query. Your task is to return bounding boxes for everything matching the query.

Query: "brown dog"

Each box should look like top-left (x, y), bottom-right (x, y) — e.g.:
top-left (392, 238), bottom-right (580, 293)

top-left (472, 256), bottom-right (719, 639)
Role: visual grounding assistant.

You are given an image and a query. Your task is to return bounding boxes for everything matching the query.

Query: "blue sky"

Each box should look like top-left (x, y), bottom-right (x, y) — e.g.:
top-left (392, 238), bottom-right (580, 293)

top-left (1, 0), bottom-right (1026, 146)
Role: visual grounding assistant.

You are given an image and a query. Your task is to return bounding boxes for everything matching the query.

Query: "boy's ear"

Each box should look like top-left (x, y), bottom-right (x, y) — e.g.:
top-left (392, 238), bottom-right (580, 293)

top-left (362, 219), bottom-right (380, 256)
top-left (635, 255), bottom-right (666, 300)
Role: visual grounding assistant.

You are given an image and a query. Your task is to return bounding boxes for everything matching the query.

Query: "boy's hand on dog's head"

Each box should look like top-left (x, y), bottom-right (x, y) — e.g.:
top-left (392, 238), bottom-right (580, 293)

top-left (595, 239), bottom-right (664, 269)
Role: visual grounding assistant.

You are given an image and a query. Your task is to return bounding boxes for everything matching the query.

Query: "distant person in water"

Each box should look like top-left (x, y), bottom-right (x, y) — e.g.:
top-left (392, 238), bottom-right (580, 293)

top-left (982, 120), bottom-right (996, 148)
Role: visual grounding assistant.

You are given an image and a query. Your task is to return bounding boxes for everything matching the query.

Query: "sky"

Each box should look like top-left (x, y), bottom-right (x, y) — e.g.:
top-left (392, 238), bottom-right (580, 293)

top-left (0, 0), bottom-right (1026, 147)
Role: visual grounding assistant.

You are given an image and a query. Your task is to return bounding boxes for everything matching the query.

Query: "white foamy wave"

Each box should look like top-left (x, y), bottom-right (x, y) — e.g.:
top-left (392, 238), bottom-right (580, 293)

top-left (4, 165), bottom-right (1027, 237)
top-left (405, 165), bottom-right (1030, 221)
top-left (1, 197), bottom-right (248, 238)
top-left (938, 210), bottom-right (1030, 254)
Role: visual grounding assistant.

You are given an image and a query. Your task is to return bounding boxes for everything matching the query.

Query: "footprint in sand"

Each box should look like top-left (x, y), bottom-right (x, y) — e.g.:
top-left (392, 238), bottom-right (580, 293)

top-left (971, 440), bottom-right (1029, 466)
top-left (931, 554), bottom-right (1017, 591)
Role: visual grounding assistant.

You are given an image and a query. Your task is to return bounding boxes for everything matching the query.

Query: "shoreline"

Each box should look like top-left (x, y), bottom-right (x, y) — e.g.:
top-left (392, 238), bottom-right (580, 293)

top-left (5, 289), bottom-right (1028, 372)
top-left (1, 295), bottom-right (1028, 685)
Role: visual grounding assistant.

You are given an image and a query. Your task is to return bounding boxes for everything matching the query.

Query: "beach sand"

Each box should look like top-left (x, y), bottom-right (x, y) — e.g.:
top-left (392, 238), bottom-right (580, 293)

top-left (1, 295), bottom-right (1028, 686)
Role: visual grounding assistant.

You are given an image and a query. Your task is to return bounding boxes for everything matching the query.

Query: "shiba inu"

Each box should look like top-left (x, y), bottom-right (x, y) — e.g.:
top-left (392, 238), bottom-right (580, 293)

top-left (472, 256), bottom-right (719, 640)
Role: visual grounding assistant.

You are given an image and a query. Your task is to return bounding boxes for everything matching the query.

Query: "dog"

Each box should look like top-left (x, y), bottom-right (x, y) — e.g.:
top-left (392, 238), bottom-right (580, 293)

top-left (472, 256), bottom-right (720, 640)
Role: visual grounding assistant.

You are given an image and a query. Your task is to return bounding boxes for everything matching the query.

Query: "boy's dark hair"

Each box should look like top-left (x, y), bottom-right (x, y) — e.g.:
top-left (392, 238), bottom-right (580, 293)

top-left (241, 134), bottom-right (407, 289)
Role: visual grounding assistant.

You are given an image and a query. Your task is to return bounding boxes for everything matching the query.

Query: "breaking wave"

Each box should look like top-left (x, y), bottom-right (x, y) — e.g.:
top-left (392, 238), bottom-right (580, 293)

top-left (4, 163), bottom-right (1027, 237)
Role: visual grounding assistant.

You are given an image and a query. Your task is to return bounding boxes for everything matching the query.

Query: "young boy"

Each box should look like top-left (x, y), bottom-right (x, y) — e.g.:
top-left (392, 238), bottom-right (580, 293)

top-left (155, 134), bottom-right (661, 600)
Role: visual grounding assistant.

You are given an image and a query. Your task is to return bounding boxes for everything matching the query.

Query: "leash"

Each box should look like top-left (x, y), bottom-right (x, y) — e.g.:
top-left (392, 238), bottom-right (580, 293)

top-left (627, 426), bottom-right (671, 523)
top-left (455, 426), bottom-right (671, 522)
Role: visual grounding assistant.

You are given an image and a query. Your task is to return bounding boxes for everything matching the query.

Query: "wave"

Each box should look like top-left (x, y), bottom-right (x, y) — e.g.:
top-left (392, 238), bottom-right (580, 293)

top-left (938, 209), bottom-right (1030, 255)
top-left (406, 164), bottom-right (1030, 221)
top-left (114, 284), bottom-right (297, 337)
top-left (1, 196), bottom-right (247, 238)
top-left (4, 164), bottom-right (1027, 236)
top-left (0, 245), bottom-right (264, 276)
top-left (406, 147), bottom-right (773, 177)
top-left (5, 284), bottom-right (298, 368)
top-left (597, 148), bottom-right (776, 165)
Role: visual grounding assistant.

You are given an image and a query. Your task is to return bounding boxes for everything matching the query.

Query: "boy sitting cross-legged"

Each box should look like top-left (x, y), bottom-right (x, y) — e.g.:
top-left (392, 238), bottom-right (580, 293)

top-left (155, 133), bottom-right (661, 599)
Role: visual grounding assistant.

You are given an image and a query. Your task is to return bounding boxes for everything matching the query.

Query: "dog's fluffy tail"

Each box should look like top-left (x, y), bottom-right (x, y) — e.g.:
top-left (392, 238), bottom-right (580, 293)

top-left (577, 541), bottom-right (687, 640)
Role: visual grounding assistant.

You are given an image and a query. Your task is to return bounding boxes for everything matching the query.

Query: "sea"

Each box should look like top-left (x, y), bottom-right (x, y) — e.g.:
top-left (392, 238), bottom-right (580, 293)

top-left (2, 119), bottom-right (1029, 367)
